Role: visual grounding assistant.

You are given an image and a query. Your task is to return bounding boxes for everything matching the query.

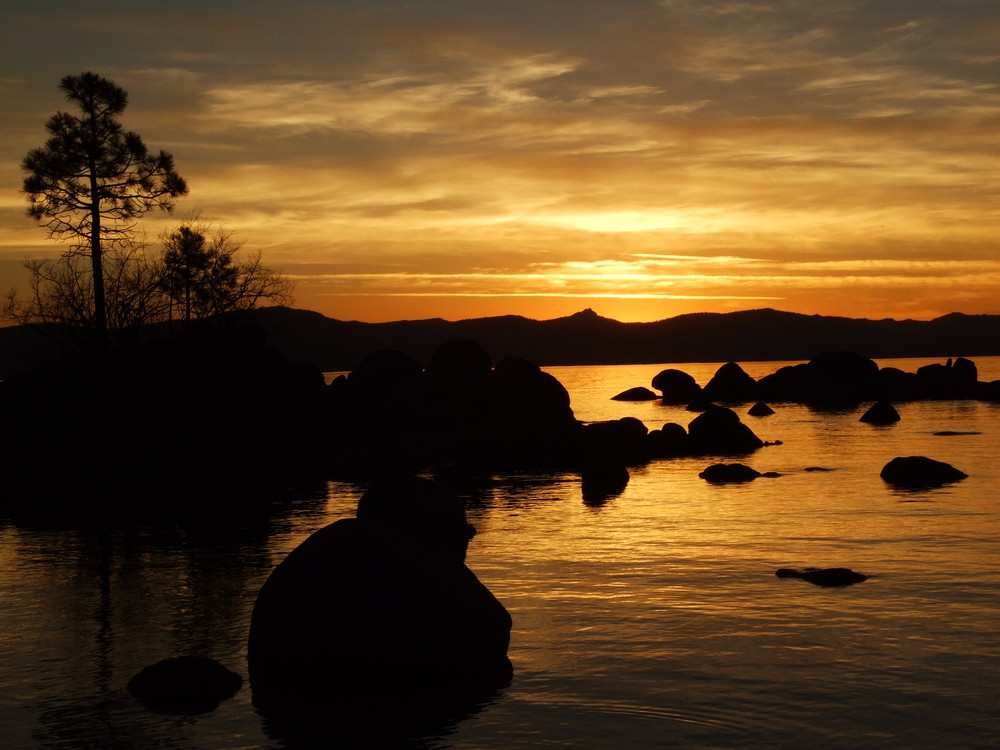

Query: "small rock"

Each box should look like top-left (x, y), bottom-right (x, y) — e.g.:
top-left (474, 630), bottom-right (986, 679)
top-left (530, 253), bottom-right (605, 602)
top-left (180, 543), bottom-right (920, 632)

top-left (880, 456), bottom-right (968, 488)
top-left (611, 386), bottom-right (659, 401)
top-left (775, 567), bottom-right (867, 587)
top-left (860, 401), bottom-right (900, 425)
top-left (127, 655), bottom-right (242, 714)
top-left (698, 463), bottom-right (761, 483)
top-left (747, 402), bottom-right (775, 417)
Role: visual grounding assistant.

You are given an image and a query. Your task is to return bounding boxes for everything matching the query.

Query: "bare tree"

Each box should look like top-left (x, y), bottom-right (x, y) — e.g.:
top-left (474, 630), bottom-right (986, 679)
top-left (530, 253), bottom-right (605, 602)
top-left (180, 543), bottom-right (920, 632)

top-left (3, 239), bottom-right (172, 347)
top-left (160, 220), bottom-right (293, 321)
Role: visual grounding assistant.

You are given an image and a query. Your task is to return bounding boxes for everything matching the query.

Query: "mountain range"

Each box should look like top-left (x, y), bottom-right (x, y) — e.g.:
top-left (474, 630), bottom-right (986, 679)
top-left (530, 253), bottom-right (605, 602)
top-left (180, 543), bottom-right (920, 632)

top-left (235, 306), bottom-right (1000, 372)
top-left (2, 306), bottom-right (999, 378)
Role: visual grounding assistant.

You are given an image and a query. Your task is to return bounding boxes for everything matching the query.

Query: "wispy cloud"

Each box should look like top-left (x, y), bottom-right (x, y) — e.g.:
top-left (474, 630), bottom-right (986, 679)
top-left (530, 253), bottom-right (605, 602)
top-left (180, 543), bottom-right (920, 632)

top-left (3, 0), bottom-right (1000, 322)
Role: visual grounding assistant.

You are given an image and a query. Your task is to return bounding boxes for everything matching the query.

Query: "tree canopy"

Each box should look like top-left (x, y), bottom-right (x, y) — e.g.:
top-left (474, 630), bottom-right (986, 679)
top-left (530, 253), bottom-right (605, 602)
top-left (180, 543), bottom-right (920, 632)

top-left (22, 72), bottom-right (187, 343)
top-left (160, 219), bottom-right (294, 322)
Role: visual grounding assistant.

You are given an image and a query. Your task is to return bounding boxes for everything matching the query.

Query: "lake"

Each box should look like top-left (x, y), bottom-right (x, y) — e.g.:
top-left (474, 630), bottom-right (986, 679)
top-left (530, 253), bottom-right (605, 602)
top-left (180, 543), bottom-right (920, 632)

top-left (1, 357), bottom-right (998, 748)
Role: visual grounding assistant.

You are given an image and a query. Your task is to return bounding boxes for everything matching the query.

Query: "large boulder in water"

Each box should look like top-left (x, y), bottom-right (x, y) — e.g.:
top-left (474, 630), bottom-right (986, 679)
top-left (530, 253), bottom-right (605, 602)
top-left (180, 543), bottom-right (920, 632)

top-left (339, 348), bottom-right (426, 427)
top-left (687, 404), bottom-right (764, 455)
top-left (247, 477), bottom-right (512, 706)
top-left (473, 356), bottom-right (580, 465)
top-left (647, 422), bottom-right (689, 458)
top-left (757, 352), bottom-right (879, 404)
top-left (880, 456), bottom-right (968, 488)
top-left (425, 339), bottom-right (492, 397)
top-left (578, 417), bottom-right (650, 466)
top-left (915, 358), bottom-right (980, 399)
top-left (703, 362), bottom-right (758, 403)
top-left (651, 368), bottom-right (703, 404)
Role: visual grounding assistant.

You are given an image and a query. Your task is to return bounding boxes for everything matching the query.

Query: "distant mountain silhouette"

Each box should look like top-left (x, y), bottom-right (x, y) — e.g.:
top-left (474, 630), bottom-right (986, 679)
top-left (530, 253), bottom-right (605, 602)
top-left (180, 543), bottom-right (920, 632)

top-left (3, 306), bottom-right (999, 377)
top-left (227, 306), bottom-right (1000, 372)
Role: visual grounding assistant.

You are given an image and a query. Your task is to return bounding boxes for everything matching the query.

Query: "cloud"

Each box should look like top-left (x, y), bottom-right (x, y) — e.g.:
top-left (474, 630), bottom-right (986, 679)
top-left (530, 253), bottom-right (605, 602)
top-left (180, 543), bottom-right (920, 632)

top-left (3, 0), bottom-right (1000, 322)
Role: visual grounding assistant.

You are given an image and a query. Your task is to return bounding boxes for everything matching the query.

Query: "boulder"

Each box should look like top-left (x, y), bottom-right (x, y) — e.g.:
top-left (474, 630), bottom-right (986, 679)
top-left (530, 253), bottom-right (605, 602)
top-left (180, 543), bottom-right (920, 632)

top-left (127, 655), bottom-right (242, 714)
top-left (581, 462), bottom-right (630, 505)
top-left (347, 348), bottom-right (424, 396)
top-left (579, 417), bottom-right (650, 466)
top-left (647, 422), bottom-right (689, 458)
top-left (952, 356), bottom-right (978, 383)
top-left (475, 356), bottom-right (581, 465)
top-left (703, 362), bottom-right (758, 403)
top-left (425, 340), bottom-right (492, 396)
top-left (873, 366), bottom-right (921, 401)
top-left (248, 477), bottom-right (512, 706)
top-left (757, 352), bottom-right (879, 404)
top-left (611, 386), bottom-right (659, 401)
top-left (859, 401), bottom-right (900, 425)
top-left (880, 456), bottom-right (968, 488)
top-left (775, 567), bottom-right (867, 587)
top-left (651, 369), bottom-right (703, 404)
top-left (687, 404), bottom-right (764, 455)
top-left (915, 357), bottom-right (980, 399)
top-left (698, 463), bottom-right (761, 484)
top-left (341, 348), bottom-right (426, 427)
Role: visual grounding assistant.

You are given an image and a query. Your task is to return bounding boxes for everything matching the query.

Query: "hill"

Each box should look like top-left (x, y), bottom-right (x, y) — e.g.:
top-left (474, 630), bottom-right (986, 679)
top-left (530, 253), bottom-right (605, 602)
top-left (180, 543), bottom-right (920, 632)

top-left (242, 306), bottom-right (1000, 371)
top-left (3, 307), bottom-right (999, 377)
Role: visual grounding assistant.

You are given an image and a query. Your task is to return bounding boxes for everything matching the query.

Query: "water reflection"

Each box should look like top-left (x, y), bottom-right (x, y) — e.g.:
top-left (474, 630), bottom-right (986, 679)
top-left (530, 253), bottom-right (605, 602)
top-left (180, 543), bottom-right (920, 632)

top-left (3, 359), bottom-right (1000, 748)
top-left (257, 682), bottom-right (508, 749)
top-left (2, 477), bottom-right (330, 750)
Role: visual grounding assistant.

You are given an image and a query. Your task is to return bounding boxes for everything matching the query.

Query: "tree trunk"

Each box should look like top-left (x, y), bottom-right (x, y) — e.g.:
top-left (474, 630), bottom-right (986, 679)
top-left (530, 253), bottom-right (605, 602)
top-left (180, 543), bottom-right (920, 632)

top-left (88, 151), bottom-right (107, 349)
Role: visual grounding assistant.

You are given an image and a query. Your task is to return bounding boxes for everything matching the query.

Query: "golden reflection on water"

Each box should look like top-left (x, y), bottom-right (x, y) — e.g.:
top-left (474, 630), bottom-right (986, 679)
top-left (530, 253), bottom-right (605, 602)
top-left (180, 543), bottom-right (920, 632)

top-left (448, 360), bottom-right (1000, 746)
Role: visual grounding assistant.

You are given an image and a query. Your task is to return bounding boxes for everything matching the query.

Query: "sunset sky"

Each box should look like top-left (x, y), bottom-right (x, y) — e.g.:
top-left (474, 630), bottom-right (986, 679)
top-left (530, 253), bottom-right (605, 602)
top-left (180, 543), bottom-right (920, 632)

top-left (3, 1), bottom-right (1000, 323)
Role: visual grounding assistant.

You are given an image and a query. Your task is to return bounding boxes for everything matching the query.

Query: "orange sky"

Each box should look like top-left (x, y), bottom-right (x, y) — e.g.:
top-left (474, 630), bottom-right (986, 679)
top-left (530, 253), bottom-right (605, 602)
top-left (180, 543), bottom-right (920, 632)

top-left (3, 1), bottom-right (1000, 323)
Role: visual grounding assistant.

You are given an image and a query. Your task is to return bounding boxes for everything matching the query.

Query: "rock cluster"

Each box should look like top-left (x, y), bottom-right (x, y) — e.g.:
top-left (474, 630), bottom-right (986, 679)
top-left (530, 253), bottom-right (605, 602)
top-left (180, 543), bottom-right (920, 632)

top-left (650, 354), bottom-right (998, 406)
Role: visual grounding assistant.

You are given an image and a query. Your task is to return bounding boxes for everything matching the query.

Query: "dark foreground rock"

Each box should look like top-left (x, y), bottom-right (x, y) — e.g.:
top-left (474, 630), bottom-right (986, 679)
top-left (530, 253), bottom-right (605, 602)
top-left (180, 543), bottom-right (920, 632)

top-left (775, 568), bottom-right (868, 587)
top-left (880, 456), bottom-right (968, 488)
top-left (248, 476), bottom-right (512, 708)
top-left (127, 655), bottom-right (242, 714)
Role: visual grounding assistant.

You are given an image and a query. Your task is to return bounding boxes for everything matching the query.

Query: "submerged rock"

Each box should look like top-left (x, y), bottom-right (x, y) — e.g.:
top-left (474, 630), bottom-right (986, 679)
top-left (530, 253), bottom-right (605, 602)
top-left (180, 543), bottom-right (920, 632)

top-left (127, 655), bottom-right (242, 714)
top-left (775, 567), bottom-right (868, 587)
top-left (880, 456), bottom-right (968, 488)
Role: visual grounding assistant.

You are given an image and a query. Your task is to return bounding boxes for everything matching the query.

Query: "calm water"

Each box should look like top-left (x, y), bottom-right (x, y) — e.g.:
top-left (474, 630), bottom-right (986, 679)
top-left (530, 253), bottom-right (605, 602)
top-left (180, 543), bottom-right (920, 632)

top-left (1, 357), bottom-right (999, 749)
